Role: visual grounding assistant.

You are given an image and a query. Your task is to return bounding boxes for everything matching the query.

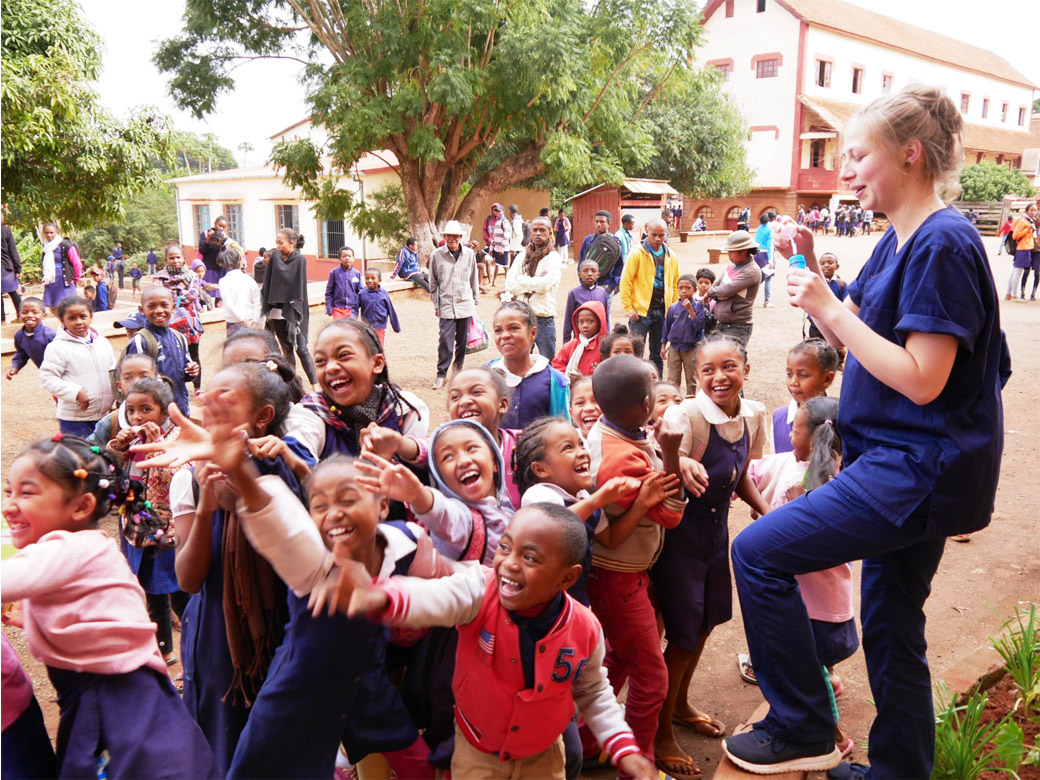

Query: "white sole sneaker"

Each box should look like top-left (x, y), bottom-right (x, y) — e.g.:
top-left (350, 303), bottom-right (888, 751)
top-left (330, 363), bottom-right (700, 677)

top-left (723, 742), bottom-right (842, 774)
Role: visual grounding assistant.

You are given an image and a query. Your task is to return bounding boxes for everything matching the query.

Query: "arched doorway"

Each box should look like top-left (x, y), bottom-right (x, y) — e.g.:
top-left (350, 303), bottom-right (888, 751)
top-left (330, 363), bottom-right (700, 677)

top-left (696, 206), bottom-right (714, 230)
top-left (725, 206), bottom-right (741, 231)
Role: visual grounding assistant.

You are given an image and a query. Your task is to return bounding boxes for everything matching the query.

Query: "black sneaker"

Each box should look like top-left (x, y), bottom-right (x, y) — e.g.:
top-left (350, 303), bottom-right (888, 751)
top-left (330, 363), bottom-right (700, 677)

top-left (723, 723), bottom-right (841, 774)
top-left (827, 761), bottom-right (870, 779)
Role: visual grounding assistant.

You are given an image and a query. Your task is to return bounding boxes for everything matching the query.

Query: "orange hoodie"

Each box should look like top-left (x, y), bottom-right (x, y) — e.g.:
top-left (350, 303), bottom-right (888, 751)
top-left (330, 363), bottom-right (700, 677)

top-left (551, 300), bottom-right (608, 378)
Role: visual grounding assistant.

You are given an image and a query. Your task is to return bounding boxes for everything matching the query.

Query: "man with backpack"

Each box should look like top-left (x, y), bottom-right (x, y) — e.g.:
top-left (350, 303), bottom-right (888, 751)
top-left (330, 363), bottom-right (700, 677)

top-left (578, 210), bottom-right (624, 315)
top-left (619, 218), bottom-right (678, 375)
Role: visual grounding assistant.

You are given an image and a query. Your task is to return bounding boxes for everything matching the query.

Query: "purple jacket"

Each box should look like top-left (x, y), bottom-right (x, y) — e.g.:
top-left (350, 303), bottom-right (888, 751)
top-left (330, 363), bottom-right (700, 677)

top-left (12, 324), bottom-right (57, 371)
top-left (358, 288), bottom-right (400, 332)
top-left (325, 266), bottom-right (362, 313)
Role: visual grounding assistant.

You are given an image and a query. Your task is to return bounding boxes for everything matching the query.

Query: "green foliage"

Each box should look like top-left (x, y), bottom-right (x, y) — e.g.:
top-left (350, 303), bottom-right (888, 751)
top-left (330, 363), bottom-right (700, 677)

top-left (989, 603), bottom-right (1040, 720)
top-left (164, 131), bottom-right (238, 175)
top-left (14, 231), bottom-right (42, 284)
top-left (156, 0), bottom-right (749, 241)
top-left (349, 184), bottom-right (411, 259)
top-left (1, 0), bottom-right (174, 231)
top-left (76, 184), bottom-right (178, 263)
top-left (932, 683), bottom-right (1025, 779)
top-left (959, 162), bottom-right (1035, 203)
top-left (633, 69), bottom-right (752, 197)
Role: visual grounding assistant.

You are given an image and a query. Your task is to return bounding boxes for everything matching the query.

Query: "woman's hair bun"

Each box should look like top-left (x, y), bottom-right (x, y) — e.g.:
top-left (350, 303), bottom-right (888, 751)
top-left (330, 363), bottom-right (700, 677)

top-left (295, 234), bottom-right (306, 250)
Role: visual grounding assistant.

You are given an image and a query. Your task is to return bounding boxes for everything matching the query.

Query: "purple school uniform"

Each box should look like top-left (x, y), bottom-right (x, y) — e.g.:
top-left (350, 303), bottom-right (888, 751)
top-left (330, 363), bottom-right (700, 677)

top-left (562, 283), bottom-right (609, 341)
top-left (358, 287), bottom-right (401, 332)
top-left (228, 522), bottom-right (421, 779)
top-left (663, 299), bottom-right (706, 352)
top-left (651, 423), bottom-right (748, 652)
top-left (325, 266), bottom-right (362, 314)
top-left (42, 245), bottom-right (77, 308)
top-left (773, 403), bottom-right (794, 454)
top-left (180, 456), bottom-right (297, 775)
top-left (12, 324), bottom-right (57, 370)
top-left (486, 357), bottom-right (571, 430)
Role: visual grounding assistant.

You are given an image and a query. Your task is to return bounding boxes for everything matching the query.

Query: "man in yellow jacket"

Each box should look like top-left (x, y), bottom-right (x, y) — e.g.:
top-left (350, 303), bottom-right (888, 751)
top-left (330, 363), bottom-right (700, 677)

top-left (619, 218), bottom-right (679, 375)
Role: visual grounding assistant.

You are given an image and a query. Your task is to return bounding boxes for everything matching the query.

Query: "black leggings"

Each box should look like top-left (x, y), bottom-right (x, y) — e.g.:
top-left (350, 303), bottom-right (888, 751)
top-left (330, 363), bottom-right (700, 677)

top-left (267, 317), bottom-right (318, 385)
top-left (188, 341), bottom-right (202, 390)
top-left (146, 591), bottom-right (190, 657)
top-left (1, 289), bottom-right (21, 321)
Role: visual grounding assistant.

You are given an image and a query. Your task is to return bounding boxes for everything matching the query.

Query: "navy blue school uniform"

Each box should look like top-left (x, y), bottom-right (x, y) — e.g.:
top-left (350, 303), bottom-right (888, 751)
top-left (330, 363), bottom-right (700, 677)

top-left (773, 401), bottom-right (796, 454)
top-left (662, 298), bottom-right (706, 351)
top-left (228, 521), bottom-right (421, 779)
top-left (652, 413), bottom-right (750, 652)
top-left (562, 283), bottom-right (609, 341)
top-left (94, 280), bottom-right (109, 312)
top-left (48, 666), bottom-right (218, 779)
top-left (358, 286), bottom-right (401, 332)
top-left (126, 323), bottom-right (192, 415)
top-left (12, 324), bottom-right (57, 371)
top-left (324, 265), bottom-right (362, 314)
top-left (731, 206), bottom-right (1003, 779)
top-left (486, 356), bottom-right (571, 430)
top-left (179, 457), bottom-right (297, 775)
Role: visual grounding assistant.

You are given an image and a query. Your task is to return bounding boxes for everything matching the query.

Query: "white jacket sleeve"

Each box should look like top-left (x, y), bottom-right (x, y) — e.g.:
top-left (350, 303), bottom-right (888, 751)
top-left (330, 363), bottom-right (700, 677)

top-left (284, 404), bottom-right (325, 460)
top-left (235, 475), bottom-right (333, 596)
top-left (380, 561), bottom-right (486, 628)
top-left (413, 489), bottom-right (477, 560)
top-left (571, 631), bottom-right (636, 752)
top-left (38, 343), bottom-right (82, 402)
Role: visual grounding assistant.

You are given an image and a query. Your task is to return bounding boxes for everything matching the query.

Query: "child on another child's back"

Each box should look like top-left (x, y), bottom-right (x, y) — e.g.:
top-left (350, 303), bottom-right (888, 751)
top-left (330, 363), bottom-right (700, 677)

top-left (0, 436), bottom-right (217, 778)
top-left (6, 298), bottom-right (55, 381)
top-left (773, 339), bottom-right (838, 454)
top-left (562, 259), bottom-right (610, 341)
top-left (39, 295), bottom-right (116, 438)
top-left (358, 268), bottom-right (401, 346)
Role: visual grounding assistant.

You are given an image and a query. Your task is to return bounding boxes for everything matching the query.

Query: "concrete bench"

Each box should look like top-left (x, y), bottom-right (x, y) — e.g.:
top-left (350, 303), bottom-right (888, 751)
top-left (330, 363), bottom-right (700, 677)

top-left (707, 247), bottom-right (728, 264)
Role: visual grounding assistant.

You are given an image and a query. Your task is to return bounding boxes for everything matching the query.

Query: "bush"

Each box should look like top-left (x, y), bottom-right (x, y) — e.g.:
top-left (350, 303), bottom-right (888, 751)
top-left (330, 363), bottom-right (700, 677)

top-left (959, 162), bottom-right (1035, 202)
top-left (14, 231), bottom-right (42, 283)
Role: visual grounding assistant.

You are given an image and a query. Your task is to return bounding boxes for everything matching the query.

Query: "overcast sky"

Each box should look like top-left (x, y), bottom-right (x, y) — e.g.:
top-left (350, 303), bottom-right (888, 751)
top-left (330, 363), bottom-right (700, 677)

top-left (79, 0), bottom-right (1040, 164)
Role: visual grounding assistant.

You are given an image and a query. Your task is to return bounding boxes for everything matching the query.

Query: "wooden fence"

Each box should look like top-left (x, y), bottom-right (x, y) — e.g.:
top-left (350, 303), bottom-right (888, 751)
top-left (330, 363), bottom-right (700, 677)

top-left (952, 196), bottom-right (1039, 236)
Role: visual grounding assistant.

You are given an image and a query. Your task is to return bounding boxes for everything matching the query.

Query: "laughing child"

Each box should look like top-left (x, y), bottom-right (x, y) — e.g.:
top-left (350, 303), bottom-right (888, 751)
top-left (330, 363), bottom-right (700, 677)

top-left (6, 298), bottom-right (56, 381)
top-left (334, 504), bottom-right (659, 780)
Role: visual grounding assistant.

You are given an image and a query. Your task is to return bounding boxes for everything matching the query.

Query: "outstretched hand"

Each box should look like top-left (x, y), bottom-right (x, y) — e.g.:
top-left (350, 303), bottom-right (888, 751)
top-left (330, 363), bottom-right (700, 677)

top-left (130, 403), bottom-right (213, 468)
top-left (636, 472), bottom-right (681, 509)
top-left (355, 451), bottom-right (427, 506)
top-left (306, 560), bottom-right (390, 618)
top-left (359, 423), bottom-right (403, 461)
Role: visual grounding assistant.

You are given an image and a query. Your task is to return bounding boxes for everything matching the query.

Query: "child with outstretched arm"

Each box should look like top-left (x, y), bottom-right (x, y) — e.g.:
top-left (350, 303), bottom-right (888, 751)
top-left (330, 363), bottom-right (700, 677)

top-left (324, 502), bottom-right (658, 780)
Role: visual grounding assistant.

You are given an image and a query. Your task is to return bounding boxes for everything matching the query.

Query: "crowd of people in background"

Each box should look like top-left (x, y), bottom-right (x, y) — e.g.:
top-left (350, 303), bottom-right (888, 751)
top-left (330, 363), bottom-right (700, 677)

top-left (0, 86), bottom-right (1019, 780)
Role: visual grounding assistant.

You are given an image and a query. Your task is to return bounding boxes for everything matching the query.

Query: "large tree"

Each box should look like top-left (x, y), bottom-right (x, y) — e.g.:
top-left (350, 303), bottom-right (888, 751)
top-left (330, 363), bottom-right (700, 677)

top-left (156, 0), bottom-right (747, 250)
top-left (1, 0), bottom-right (173, 231)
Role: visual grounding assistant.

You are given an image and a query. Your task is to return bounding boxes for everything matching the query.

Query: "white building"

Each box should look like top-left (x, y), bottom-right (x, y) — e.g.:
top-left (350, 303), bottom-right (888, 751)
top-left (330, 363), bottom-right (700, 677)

top-left (685, 0), bottom-right (1039, 228)
top-left (170, 118), bottom-right (549, 281)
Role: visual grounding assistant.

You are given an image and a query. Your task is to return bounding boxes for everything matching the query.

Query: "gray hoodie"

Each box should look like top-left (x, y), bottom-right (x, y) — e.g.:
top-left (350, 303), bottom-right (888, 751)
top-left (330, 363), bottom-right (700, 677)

top-left (420, 419), bottom-right (516, 565)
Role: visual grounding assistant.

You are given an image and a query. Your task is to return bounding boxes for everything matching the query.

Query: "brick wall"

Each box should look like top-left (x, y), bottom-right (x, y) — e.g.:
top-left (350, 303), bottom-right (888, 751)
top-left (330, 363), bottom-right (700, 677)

top-left (683, 191), bottom-right (805, 231)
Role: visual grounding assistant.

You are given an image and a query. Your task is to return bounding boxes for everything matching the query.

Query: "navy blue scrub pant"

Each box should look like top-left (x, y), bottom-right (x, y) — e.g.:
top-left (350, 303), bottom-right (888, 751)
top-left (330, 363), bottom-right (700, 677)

top-left (731, 477), bottom-right (946, 780)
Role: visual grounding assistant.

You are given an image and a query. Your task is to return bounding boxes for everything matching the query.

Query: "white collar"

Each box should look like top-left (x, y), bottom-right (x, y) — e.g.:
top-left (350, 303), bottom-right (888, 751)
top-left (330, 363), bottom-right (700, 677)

top-left (694, 389), bottom-right (756, 425)
top-left (786, 399), bottom-right (799, 424)
top-left (493, 355), bottom-right (549, 388)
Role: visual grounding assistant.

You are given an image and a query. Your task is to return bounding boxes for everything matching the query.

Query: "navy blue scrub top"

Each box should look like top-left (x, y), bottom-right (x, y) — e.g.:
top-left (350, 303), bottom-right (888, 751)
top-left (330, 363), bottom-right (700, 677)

top-left (836, 206), bottom-right (1003, 535)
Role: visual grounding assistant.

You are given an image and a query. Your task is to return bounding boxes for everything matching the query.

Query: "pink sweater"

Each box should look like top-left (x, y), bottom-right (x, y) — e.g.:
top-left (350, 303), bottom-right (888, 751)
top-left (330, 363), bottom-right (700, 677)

top-left (748, 455), bottom-right (854, 622)
top-left (0, 530), bottom-right (167, 677)
top-left (2, 634), bottom-right (33, 731)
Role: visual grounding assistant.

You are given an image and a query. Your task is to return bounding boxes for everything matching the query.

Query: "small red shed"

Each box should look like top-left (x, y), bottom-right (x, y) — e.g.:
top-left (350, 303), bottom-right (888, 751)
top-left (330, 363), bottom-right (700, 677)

top-left (565, 178), bottom-right (680, 246)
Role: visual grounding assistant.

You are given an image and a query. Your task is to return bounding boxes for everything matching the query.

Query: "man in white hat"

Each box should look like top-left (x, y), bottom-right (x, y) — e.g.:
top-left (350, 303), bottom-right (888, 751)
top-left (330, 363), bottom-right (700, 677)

top-left (706, 230), bottom-right (762, 349)
top-left (429, 220), bottom-right (480, 389)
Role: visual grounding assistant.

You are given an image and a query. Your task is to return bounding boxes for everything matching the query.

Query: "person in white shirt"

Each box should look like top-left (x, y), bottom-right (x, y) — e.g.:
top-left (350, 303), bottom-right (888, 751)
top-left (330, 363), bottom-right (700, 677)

top-left (217, 247), bottom-right (262, 337)
top-left (508, 204), bottom-right (526, 264)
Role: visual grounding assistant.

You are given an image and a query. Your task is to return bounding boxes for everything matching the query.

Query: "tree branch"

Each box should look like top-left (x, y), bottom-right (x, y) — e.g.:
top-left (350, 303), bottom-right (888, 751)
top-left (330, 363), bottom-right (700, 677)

top-left (455, 145), bottom-right (544, 225)
top-left (583, 44), bottom-right (648, 124)
top-left (628, 61), bottom-right (678, 126)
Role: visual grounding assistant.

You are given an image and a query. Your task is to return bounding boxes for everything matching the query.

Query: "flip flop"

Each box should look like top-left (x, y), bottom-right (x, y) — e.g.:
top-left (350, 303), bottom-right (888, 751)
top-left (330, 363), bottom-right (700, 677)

top-left (672, 714), bottom-right (726, 738)
top-left (655, 754), bottom-right (703, 780)
top-left (837, 737), bottom-right (855, 759)
top-left (737, 653), bottom-right (757, 685)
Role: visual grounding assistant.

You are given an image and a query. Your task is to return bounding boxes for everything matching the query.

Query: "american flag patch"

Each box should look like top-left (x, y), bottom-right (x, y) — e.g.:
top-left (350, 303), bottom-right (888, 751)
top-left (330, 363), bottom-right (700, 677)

top-left (478, 628), bottom-right (495, 655)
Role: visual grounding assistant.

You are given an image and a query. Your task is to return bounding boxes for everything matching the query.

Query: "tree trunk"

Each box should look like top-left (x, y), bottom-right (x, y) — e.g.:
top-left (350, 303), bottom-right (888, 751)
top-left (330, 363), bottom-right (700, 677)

top-left (454, 145), bottom-right (544, 228)
top-left (399, 159), bottom-right (444, 262)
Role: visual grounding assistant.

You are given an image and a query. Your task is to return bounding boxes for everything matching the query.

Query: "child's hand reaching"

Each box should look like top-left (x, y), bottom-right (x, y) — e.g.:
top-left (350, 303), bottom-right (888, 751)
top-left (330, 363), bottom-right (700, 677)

top-left (653, 415), bottom-right (683, 456)
top-left (248, 435), bottom-right (290, 462)
top-left (678, 456), bottom-right (709, 497)
top-left (360, 423), bottom-right (403, 461)
top-left (634, 472), bottom-right (681, 510)
top-left (307, 561), bottom-right (390, 619)
top-left (131, 404), bottom-right (212, 467)
top-left (596, 476), bottom-right (643, 507)
top-left (618, 753), bottom-right (658, 780)
top-left (355, 451), bottom-right (432, 511)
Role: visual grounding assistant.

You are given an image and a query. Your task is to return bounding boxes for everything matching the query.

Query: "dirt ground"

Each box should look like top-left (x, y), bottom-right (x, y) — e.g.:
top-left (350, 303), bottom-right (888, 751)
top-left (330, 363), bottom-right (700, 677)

top-left (2, 231), bottom-right (1038, 778)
